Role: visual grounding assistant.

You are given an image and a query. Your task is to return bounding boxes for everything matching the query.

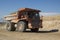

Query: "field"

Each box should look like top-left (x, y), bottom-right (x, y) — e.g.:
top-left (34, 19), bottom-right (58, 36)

top-left (0, 15), bottom-right (60, 40)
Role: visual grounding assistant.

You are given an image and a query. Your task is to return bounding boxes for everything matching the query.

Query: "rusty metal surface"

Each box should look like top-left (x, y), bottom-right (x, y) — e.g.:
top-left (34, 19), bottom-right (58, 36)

top-left (18, 8), bottom-right (41, 12)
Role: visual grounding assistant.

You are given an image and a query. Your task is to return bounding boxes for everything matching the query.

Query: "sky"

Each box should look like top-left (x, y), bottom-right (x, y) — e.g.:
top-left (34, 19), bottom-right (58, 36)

top-left (0, 0), bottom-right (60, 18)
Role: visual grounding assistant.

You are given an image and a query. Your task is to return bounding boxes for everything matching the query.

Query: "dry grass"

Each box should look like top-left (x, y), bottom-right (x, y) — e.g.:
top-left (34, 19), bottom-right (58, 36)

top-left (42, 15), bottom-right (60, 21)
top-left (41, 15), bottom-right (60, 30)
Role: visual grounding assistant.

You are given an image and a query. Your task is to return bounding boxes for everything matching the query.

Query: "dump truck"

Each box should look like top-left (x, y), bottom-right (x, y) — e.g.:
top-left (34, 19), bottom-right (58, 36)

top-left (4, 8), bottom-right (42, 32)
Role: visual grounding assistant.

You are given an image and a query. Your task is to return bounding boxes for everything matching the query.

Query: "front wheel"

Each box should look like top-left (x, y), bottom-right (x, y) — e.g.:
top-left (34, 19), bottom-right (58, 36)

top-left (16, 21), bottom-right (27, 32)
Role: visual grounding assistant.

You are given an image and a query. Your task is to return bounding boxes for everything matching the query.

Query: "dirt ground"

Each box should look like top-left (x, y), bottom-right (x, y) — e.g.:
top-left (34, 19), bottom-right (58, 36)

top-left (0, 21), bottom-right (60, 40)
top-left (0, 29), bottom-right (60, 40)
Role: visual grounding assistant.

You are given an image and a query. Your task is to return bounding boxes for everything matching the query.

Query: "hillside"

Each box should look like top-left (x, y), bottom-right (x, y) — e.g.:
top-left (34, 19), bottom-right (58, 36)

top-left (42, 15), bottom-right (60, 21)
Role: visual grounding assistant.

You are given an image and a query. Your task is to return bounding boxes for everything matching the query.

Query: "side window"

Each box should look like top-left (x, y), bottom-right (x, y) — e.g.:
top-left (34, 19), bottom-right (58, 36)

top-left (28, 13), bottom-right (35, 18)
top-left (22, 12), bottom-right (27, 15)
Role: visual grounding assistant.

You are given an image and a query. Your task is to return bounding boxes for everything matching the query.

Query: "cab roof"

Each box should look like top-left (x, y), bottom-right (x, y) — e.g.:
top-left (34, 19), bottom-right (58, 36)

top-left (18, 8), bottom-right (41, 12)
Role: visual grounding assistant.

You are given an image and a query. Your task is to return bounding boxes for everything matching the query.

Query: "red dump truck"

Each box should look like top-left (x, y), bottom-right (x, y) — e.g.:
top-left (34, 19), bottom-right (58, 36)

top-left (4, 8), bottom-right (42, 32)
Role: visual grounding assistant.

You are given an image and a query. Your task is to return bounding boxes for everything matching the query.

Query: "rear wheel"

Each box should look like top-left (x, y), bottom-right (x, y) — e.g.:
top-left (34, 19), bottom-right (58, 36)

top-left (31, 28), bottom-right (39, 32)
top-left (6, 21), bottom-right (16, 31)
top-left (17, 21), bottom-right (27, 32)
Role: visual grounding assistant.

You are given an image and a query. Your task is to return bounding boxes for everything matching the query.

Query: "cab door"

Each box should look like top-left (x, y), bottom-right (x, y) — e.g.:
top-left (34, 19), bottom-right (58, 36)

top-left (31, 13), bottom-right (40, 28)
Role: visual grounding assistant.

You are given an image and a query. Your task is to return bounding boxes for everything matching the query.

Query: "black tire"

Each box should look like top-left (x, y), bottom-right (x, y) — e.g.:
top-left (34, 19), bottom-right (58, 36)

top-left (6, 21), bottom-right (16, 31)
top-left (17, 21), bottom-right (26, 32)
top-left (31, 28), bottom-right (39, 32)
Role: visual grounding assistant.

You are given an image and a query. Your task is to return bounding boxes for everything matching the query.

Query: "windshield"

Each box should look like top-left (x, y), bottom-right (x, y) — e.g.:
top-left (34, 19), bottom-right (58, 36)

top-left (28, 12), bottom-right (39, 18)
